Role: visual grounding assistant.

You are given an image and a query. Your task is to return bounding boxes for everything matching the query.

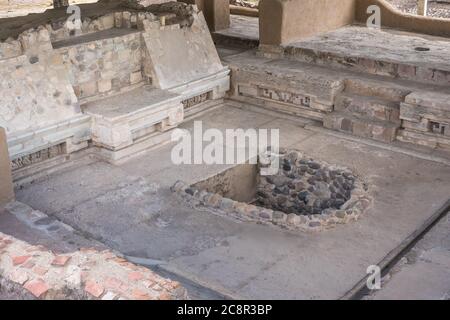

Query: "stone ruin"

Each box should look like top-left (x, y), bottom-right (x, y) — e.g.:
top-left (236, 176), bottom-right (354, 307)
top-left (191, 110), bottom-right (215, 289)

top-left (172, 150), bottom-right (371, 232)
top-left (0, 0), bottom-right (449, 300)
top-left (0, 0), bottom-right (229, 174)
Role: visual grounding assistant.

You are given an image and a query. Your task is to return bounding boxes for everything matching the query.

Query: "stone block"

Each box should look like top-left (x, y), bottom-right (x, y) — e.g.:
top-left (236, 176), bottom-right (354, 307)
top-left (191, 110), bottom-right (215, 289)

top-left (98, 79), bottom-right (112, 93)
top-left (83, 86), bottom-right (184, 161)
top-left (79, 81), bottom-right (98, 98)
top-left (130, 71), bottom-right (143, 85)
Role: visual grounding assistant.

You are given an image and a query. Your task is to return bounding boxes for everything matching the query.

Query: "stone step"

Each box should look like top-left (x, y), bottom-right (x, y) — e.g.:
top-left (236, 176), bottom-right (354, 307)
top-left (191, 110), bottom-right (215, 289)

top-left (335, 94), bottom-right (401, 124)
top-left (343, 78), bottom-right (411, 102)
top-left (323, 111), bottom-right (399, 143)
top-left (282, 26), bottom-right (450, 87)
top-left (82, 86), bottom-right (184, 162)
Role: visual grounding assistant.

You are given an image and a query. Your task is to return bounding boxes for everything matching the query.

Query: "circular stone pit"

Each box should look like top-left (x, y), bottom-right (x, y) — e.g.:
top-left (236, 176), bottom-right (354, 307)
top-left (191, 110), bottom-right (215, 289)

top-left (255, 151), bottom-right (357, 216)
top-left (172, 149), bottom-right (372, 232)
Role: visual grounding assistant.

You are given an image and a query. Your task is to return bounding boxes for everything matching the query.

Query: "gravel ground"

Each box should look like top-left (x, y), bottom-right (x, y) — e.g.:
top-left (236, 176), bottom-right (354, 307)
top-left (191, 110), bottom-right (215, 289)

top-left (230, 0), bottom-right (258, 9)
top-left (231, 0), bottom-right (450, 19)
top-left (388, 0), bottom-right (450, 19)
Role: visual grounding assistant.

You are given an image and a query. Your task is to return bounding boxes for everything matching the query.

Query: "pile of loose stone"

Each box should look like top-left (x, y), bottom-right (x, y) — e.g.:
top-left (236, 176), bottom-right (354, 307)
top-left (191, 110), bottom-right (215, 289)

top-left (172, 150), bottom-right (372, 232)
top-left (255, 151), bottom-right (356, 216)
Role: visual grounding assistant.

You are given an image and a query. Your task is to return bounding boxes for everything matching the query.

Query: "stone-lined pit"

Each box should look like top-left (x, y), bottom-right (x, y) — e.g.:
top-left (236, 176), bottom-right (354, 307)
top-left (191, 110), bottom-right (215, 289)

top-left (255, 154), bottom-right (356, 216)
top-left (172, 150), bottom-right (372, 231)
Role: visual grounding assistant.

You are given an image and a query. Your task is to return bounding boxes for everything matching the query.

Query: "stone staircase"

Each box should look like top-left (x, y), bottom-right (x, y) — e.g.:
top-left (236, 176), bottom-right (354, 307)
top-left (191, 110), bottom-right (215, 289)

top-left (224, 43), bottom-right (450, 150)
top-left (323, 79), bottom-right (411, 143)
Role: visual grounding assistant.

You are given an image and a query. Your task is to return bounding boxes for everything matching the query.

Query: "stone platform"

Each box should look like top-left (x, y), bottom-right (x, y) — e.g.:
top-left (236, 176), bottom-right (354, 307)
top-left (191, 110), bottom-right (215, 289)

top-left (82, 86), bottom-right (183, 163)
top-left (225, 43), bottom-right (450, 148)
top-left (13, 104), bottom-right (450, 299)
top-left (279, 26), bottom-right (450, 87)
top-left (213, 14), bottom-right (259, 48)
top-left (0, 2), bottom-right (230, 177)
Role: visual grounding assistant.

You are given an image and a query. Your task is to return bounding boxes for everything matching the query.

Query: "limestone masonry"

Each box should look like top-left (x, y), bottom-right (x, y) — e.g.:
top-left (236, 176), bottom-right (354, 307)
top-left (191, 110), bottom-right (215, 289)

top-left (0, 0), bottom-right (230, 169)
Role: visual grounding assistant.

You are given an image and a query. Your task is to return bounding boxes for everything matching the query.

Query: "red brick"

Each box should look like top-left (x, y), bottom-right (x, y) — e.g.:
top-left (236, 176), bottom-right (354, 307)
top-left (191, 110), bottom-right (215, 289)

top-left (158, 291), bottom-right (172, 300)
top-left (24, 279), bottom-right (50, 298)
top-left (32, 266), bottom-right (48, 276)
top-left (128, 271), bottom-right (144, 281)
top-left (131, 288), bottom-right (151, 300)
top-left (12, 255), bottom-right (31, 266)
top-left (104, 277), bottom-right (123, 290)
top-left (51, 255), bottom-right (71, 267)
top-left (85, 280), bottom-right (105, 298)
top-left (23, 261), bottom-right (36, 269)
top-left (142, 280), bottom-right (155, 288)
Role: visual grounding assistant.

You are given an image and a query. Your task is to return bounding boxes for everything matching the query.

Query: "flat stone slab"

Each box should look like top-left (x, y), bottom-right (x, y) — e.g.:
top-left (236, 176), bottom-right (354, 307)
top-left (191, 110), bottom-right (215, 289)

top-left (214, 14), bottom-right (259, 41)
top-left (287, 26), bottom-right (450, 72)
top-left (82, 86), bottom-right (181, 120)
top-left (367, 212), bottom-right (450, 300)
top-left (15, 104), bottom-right (450, 299)
top-left (52, 28), bottom-right (140, 49)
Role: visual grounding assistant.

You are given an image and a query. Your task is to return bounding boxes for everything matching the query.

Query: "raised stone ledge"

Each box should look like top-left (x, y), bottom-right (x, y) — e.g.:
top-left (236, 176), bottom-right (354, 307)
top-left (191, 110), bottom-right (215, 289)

top-left (0, 1), bottom-right (189, 42)
top-left (82, 86), bottom-right (183, 156)
top-left (171, 151), bottom-right (372, 232)
top-left (0, 203), bottom-right (188, 300)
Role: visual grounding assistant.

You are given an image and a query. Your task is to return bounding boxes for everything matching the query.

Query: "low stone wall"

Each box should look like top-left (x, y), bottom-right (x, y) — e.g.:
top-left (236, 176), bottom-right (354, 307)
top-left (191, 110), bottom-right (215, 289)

top-left (0, 2), bottom-right (229, 175)
top-left (0, 230), bottom-right (188, 300)
top-left (56, 30), bottom-right (143, 101)
top-left (259, 0), bottom-right (356, 46)
top-left (355, 0), bottom-right (450, 38)
top-left (258, 0), bottom-right (450, 47)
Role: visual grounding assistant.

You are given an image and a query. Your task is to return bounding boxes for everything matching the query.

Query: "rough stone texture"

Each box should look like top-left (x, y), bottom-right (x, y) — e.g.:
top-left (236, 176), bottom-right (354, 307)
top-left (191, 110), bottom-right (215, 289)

top-left (0, 127), bottom-right (14, 208)
top-left (227, 50), bottom-right (344, 121)
top-left (0, 2), bottom-right (229, 170)
top-left (398, 90), bottom-right (450, 150)
top-left (13, 104), bottom-right (450, 299)
top-left (55, 29), bottom-right (143, 101)
top-left (0, 28), bottom-right (81, 135)
top-left (179, 0), bottom-right (230, 31)
top-left (0, 25), bottom-right (91, 162)
top-left (355, 0), bottom-right (450, 38)
top-left (141, 11), bottom-right (229, 94)
top-left (0, 205), bottom-right (188, 300)
top-left (283, 26), bottom-right (450, 86)
top-left (225, 42), bottom-right (450, 148)
top-left (174, 150), bottom-right (371, 232)
top-left (82, 86), bottom-right (184, 162)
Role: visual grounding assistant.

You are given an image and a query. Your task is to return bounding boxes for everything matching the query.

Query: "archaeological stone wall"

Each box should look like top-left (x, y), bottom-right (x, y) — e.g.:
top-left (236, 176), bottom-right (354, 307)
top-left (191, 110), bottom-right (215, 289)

top-left (178, 0), bottom-right (230, 31)
top-left (355, 0), bottom-right (450, 38)
top-left (56, 31), bottom-right (143, 101)
top-left (0, 1), bottom-right (230, 177)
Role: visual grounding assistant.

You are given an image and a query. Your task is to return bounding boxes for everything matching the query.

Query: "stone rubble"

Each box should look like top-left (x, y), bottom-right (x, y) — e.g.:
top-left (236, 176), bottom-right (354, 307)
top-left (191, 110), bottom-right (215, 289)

top-left (172, 150), bottom-right (372, 232)
top-left (0, 231), bottom-right (188, 300)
